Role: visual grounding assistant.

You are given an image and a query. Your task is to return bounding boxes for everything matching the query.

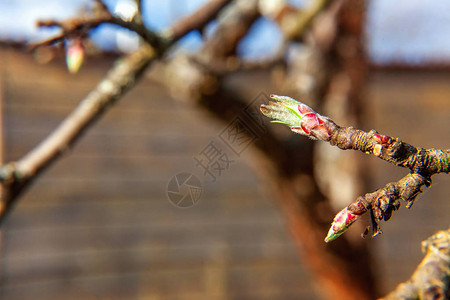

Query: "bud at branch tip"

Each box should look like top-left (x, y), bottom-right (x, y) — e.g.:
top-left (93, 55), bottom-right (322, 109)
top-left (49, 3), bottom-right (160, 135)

top-left (260, 94), bottom-right (332, 141)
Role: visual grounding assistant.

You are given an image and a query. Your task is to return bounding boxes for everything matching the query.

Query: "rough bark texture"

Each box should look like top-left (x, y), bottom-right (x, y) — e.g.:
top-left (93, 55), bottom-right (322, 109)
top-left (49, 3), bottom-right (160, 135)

top-left (381, 228), bottom-right (450, 300)
top-left (261, 94), bottom-right (449, 241)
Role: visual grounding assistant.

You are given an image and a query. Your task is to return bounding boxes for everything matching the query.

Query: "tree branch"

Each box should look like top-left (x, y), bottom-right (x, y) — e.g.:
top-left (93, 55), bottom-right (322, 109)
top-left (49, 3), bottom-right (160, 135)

top-left (260, 94), bottom-right (449, 241)
top-left (162, 0), bottom-right (260, 102)
top-left (162, 0), bottom-right (232, 41)
top-left (32, 7), bottom-right (164, 51)
top-left (0, 45), bottom-right (156, 223)
top-left (33, 0), bottom-right (232, 53)
top-left (132, 0), bottom-right (144, 25)
top-left (277, 0), bottom-right (333, 40)
top-left (381, 228), bottom-right (450, 300)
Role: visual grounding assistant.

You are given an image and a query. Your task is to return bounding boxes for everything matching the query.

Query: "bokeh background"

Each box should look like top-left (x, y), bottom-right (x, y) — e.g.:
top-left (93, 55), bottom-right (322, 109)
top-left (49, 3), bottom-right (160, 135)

top-left (0, 0), bottom-right (449, 299)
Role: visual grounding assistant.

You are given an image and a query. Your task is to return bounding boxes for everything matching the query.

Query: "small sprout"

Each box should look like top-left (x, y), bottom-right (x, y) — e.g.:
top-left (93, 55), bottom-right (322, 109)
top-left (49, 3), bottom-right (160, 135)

top-left (325, 200), bottom-right (367, 242)
top-left (325, 206), bottom-right (361, 242)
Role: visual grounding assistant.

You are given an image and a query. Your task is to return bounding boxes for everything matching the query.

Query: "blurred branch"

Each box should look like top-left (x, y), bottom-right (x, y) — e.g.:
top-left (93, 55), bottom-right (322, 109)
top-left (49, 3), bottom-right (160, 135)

top-left (189, 49), bottom-right (286, 75)
top-left (201, 0), bottom-right (259, 61)
top-left (0, 0), bottom-right (231, 224)
top-left (93, 0), bottom-right (109, 11)
top-left (163, 0), bottom-right (231, 41)
top-left (273, 0), bottom-right (333, 40)
top-left (136, 0), bottom-right (142, 14)
top-left (381, 228), bottom-right (450, 300)
top-left (32, 14), bottom-right (114, 49)
top-left (33, 0), bottom-right (231, 52)
top-left (0, 45), bottom-right (156, 223)
top-left (133, 0), bottom-right (143, 25)
top-left (162, 0), bottom-right (260, 102)
top-left (260, 95), bottom-right (449, 242)
top-left (158, 0), bottom-right (334, 82)
top-left (190, 0), bottom-right (335, 77)
top-left (32, 5), bottom-right (164, 51)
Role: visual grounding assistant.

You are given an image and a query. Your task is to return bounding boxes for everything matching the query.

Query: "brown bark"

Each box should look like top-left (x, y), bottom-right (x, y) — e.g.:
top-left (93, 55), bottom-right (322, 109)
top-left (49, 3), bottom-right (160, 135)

top-left (381, 228), bottom-right (450, 300)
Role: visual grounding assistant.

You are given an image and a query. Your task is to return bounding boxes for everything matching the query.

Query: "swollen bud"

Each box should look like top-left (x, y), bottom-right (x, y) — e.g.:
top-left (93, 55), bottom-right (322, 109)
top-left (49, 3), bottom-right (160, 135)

top-left (324, 207), bottom-right (360, 242)
top-left (66, 38), bottom-right (85, 74)
top-left (325, 200), bottom-right (366, 242)
top-left (260, 94), bottom-right (332, 141)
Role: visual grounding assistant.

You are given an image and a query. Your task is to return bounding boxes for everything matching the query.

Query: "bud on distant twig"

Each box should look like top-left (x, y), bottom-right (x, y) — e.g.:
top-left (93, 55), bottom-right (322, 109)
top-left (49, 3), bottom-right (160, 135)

top-left (66, 38), bottom-right (85, 74)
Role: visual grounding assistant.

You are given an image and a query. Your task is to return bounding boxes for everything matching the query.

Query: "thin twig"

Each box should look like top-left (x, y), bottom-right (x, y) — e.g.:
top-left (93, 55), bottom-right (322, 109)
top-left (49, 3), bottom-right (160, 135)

top-left (31, 14), bottom-right (114, 50)
top-left (0, 45), bottom-right (156, 223)
top-left (283, 0), bottom-right (332, 40)
top-left (32, 12), bottom-right (164, 51)
top-left (162, 0), bottom-right (231, 41)
top-left (133, 0), bottom-right (143, 25)
top-left (161, 0), bottom-right (259, 102)
top-left (260, 94), bottom-right (449, 241)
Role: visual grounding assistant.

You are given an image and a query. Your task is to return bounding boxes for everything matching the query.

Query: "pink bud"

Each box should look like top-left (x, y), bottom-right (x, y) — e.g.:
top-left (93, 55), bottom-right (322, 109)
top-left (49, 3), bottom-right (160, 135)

top-left (66, 39), bottom-right (85, 74)
top-left (325, 203), bottom-right (364, 242)
top-left (297, 103), bottom-right (315, 115)
top-left (263, 94), bottom-right (332, 141)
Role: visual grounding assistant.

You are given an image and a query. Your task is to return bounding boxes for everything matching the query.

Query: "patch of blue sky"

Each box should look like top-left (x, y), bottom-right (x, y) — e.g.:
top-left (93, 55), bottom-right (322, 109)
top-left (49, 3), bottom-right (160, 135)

top-left (173, 30), bottom-right (204, 53)
top-left (142, 0), bottom-right (209, 32)
top-left (89, 24), bottom-right (124, 51)
top-left (3, 0), bottom-right (450, 64)
top-left (237, 17), bottom-right (283, 60)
